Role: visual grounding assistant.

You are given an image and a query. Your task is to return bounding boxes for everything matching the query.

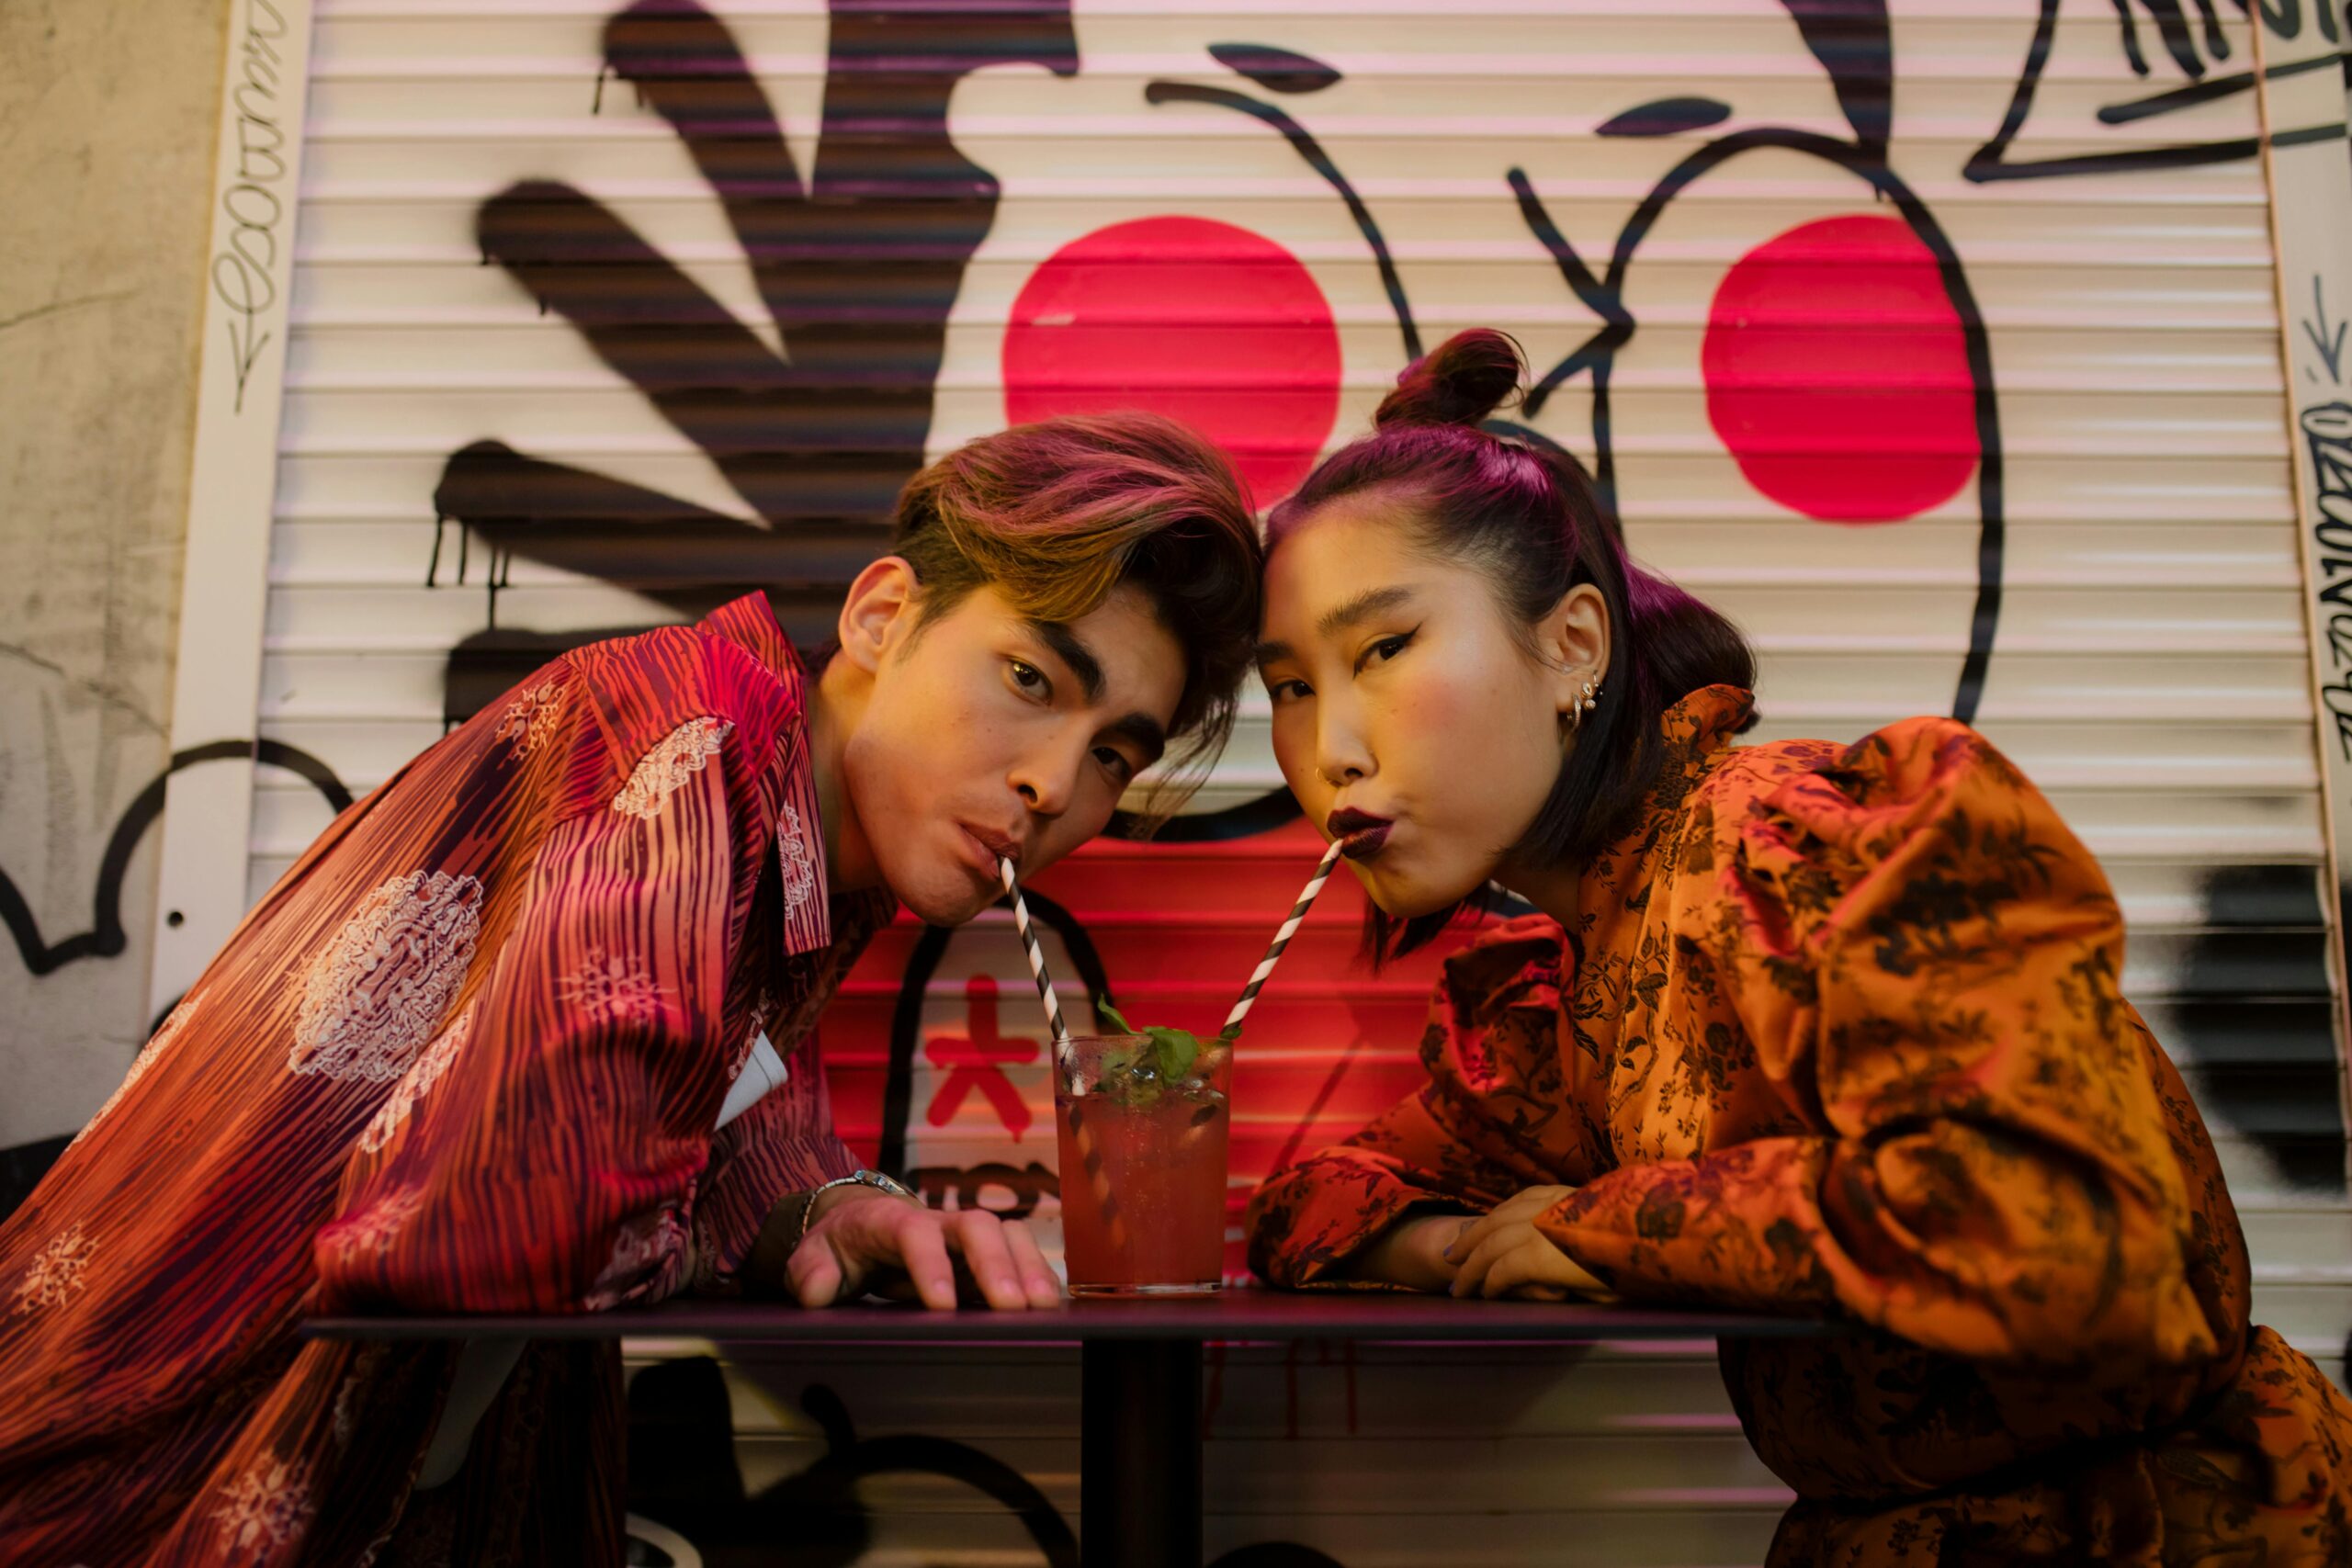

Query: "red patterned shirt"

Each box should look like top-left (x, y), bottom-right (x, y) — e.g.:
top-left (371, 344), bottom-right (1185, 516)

top-left (0, 592), bottom-right (894, 1564)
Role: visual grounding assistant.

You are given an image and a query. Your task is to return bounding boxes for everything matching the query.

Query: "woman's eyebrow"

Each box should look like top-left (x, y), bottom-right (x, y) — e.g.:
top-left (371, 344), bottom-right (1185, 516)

top-left (1255, 585), bottom-right (1421, 670)
top-left (1317, 584), bottom-right (1419, 639)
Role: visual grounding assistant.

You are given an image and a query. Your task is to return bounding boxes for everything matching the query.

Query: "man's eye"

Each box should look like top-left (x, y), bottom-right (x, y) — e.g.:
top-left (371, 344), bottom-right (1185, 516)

top-left (1008, 659), bottom-right (1046, 694)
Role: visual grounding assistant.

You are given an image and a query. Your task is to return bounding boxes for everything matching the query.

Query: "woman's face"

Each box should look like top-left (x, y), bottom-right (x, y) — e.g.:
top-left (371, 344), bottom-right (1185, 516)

top-left (1257, 494), bottom-right (1589, 918)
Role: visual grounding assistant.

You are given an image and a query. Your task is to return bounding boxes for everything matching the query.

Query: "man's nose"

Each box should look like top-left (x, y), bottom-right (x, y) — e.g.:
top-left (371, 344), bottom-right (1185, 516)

top-left (1012, 737), bottom-right (1084, 819)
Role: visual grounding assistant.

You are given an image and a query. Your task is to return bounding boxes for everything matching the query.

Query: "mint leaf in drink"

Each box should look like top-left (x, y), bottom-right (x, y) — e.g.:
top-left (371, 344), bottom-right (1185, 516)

top-left (1143, 1026), bottom-right (1198, 1082)
top-left (1092, 999), bottom-right (1204, 1089)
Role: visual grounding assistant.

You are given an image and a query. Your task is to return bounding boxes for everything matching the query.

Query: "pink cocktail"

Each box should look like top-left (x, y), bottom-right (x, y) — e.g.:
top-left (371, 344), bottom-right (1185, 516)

top-left (1054, 1033), bottom-right (1230, 1296)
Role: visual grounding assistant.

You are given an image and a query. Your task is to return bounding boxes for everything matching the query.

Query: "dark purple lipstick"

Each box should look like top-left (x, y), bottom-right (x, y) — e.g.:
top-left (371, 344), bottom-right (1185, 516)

top-left (1327, 807), bottom-right (1393, 861)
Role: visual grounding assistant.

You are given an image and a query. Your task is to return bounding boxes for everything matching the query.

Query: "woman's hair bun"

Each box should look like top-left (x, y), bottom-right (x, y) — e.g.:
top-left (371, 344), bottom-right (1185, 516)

top-left (1373, 328), bottom-right (1526, 431)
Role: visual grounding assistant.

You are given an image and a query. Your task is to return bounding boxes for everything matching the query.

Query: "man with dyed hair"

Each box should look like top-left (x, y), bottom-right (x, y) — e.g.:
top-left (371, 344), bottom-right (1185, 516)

top-left (0, 412), bottom-right (1262, 1562)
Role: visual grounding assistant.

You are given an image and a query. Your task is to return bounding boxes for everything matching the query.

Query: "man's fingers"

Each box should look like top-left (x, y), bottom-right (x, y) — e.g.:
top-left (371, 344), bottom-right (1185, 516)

top-left (1001, 1219), bottom-right (1063, 1306)
top-left (948, 1211), bottom-right (1029, 1311)
top-left (893, 1211), bottom-right (958, 1310)
top-left (787, 1235), bottom-right (844, 1309)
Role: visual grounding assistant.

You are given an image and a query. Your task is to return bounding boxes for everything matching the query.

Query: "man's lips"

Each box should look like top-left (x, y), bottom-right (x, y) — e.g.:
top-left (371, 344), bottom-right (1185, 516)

top-left (958, 822), bottom-right (1023, 878)
top-left (1327, 807), bottom-right (1393, 861)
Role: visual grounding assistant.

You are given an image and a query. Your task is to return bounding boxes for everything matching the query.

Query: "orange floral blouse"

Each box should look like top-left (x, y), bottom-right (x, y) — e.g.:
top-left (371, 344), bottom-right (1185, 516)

top-left (1250, 685), bottom-right (2352, 1564)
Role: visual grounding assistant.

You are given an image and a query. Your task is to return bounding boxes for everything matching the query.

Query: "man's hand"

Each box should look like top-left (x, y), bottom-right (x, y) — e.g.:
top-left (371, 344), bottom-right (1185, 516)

top-left (1444, 1184), bottom-right (1610, 1302)
top-left (787, 1187), bottom-right (1061, 1311)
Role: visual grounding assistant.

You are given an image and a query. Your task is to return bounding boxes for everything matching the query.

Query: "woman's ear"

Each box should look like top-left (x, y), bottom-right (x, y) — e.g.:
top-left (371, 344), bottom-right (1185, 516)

top-left (1535, 583), bottom-right (1611, 719)
top-left (835, 556), bottom-right (920, 674)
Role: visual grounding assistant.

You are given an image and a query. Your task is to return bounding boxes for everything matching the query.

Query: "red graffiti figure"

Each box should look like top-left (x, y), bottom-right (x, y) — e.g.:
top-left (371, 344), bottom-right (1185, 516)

top-left (924, 976), bottom-right (1041, 1139)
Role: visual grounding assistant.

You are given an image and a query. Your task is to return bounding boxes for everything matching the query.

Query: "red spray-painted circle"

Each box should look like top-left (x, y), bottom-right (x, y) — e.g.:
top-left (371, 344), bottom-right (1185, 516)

top-left (1002, 216), bottom-right (1342, 507)
top-left (1701, 214), bottom-right (1979, 524)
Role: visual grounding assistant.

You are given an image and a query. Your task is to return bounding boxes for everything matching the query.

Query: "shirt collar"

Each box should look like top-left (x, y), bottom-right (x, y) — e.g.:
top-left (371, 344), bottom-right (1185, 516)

top-left (698, 592), bottom-right (844, 959)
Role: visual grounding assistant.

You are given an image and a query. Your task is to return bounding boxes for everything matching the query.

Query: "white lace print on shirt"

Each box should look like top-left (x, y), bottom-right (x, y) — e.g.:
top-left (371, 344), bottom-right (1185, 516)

top-left (493, 681), bottom-right (566, 759)
top-left (585, 1205), bottom-right (687, 1311)
top-left (356, 1003), bottom-right (477, 1155)
top-left (612, 716), bottom-right (732, 820)
top-left (729, 986), bottom-right (775, 1083)
top-left (325, 1186), bottom-right (426, 1264)
top-left (557, 947), bottom-right (670, 1022)
top-left (211, 1458), bottom-right (313, 1553)
top-left (290, 872), bottom-right (484, 1083)
top-left (77, 989), bottom-right (201, 1140)
top-left (779, 802), bottom-right (818, 915)
top-left (9, 1224), bottom-right (96, 1317)
top-left (330, 1344), bottom-right (389, 1453)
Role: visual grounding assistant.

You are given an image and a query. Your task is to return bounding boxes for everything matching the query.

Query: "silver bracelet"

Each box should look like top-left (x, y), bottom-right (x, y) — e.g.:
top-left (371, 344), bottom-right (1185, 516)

top-left (792, 1168), bottom-right (919, 1250)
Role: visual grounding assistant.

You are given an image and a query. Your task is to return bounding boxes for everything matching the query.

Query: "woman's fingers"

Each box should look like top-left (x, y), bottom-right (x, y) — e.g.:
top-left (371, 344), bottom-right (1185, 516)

top-left (1444, 1186), bottom-right (1572, 1265)
top-left (1448, 1223), bottom-right (1524, 1297)
top-left (1481, 1239), bottom-right (1573, 1301)
top-left (1001, 1219), bottom-right (1064, 1307)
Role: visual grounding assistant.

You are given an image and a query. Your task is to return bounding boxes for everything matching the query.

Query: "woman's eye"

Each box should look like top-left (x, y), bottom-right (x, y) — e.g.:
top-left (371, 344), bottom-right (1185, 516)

top-left (1360, 632), bottom-right (1414, 671)
top-left (1094, 747), bottom-right (1134, 782)
top-left (1267, 678), bottom-right (1312, 703)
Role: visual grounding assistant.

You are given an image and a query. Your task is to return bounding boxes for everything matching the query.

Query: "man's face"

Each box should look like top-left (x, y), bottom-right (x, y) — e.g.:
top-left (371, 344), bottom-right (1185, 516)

top-left (842, 578), bottom-right (1187, 926)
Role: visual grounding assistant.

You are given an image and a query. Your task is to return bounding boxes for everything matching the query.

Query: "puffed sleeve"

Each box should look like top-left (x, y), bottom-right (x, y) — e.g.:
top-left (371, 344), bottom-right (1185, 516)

top-left (1537, 718), bottom-right (2224, 1378)
top-left (317, 652), bottom-right (779, 1315)
top-left (1248, 918), bottom-right (1585, 1288)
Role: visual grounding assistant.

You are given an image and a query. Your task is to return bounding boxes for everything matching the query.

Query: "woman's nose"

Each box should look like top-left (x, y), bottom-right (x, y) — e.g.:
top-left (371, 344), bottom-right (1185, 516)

top-left (1316, 711), bottom-right (1373, 789)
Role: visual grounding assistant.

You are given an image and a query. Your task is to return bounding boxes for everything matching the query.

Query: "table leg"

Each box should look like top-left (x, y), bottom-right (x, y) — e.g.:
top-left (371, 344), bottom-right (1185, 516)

top-left (1080, 1337), bottom-right (1203, 1568)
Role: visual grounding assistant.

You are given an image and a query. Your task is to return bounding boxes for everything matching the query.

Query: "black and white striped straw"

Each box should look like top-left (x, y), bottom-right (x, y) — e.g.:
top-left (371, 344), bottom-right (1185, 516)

top-left (1000, 859), bottom-right (1077, 1077)
top-left (1222, 838), bottom-right (1346, 1038)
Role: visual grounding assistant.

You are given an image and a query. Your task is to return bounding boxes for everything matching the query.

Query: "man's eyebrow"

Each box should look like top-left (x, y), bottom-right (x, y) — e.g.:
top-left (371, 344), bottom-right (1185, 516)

top-left (1027, 618), bottom-right (1104, 703)
top-left (1317, 584), bottom-right (1419, 639)
top-left (1102, 712), bottom-right (1167, 771)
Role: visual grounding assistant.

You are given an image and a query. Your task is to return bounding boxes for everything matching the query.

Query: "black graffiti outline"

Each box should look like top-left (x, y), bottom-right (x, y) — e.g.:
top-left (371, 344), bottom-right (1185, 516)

top-left (1509, 85), bottom-right (2007, 721)
top-left (0, 739), bottom-right (353, 977)
top-left (213, 0), bottom-right (296, 412)
top-left (2305, 276), bottom-right (2347, 385)
top-left (877, 886), bottom-right (1114, 1183)
top-left (1144, 73), bottom-right (1423, 363)
top-left (634, 1366), bottom-right (1360, 1568)
top-left (1970, 0), bottom-right (2347, 184)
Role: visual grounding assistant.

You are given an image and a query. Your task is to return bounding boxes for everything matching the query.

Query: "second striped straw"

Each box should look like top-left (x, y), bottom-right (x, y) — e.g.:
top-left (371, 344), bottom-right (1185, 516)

top-left (1220, 838), bottom-right (1346, 1040)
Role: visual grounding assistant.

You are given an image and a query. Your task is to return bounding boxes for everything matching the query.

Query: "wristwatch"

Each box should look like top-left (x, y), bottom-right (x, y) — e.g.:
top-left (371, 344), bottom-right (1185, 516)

top-left (794, 1168), bottom-right (919, 1248)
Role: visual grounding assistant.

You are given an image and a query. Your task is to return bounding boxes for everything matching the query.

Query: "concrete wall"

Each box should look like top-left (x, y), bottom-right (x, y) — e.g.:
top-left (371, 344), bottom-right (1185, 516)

top-left (0, 0), bottom-right (230, 1157)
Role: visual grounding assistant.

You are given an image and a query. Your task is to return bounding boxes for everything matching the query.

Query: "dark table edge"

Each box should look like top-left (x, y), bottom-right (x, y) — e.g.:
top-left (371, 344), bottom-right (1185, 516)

top-left (300, 1304), bottom-right (1838, 1345)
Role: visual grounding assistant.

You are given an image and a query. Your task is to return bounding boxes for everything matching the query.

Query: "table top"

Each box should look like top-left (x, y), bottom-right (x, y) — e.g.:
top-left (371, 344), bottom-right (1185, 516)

top-left (304, 1287), bottom-right (1838, 1345)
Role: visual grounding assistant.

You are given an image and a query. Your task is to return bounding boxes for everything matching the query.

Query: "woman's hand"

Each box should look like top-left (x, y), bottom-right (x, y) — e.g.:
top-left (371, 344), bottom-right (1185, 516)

top-left (1340, 1211), bottom-right (1482, 1292)
top-left (1445, 1185), bottom-right (1610, 1302)
top-left (788, 1188), bottom-right (1062, 1311)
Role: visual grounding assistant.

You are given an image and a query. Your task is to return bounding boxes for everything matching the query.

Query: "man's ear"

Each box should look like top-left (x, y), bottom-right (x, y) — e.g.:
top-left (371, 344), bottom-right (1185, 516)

top-left (1535, 582), bottom-right (1611, 717)
top-left (836, 556), bottom-right (921, 675)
